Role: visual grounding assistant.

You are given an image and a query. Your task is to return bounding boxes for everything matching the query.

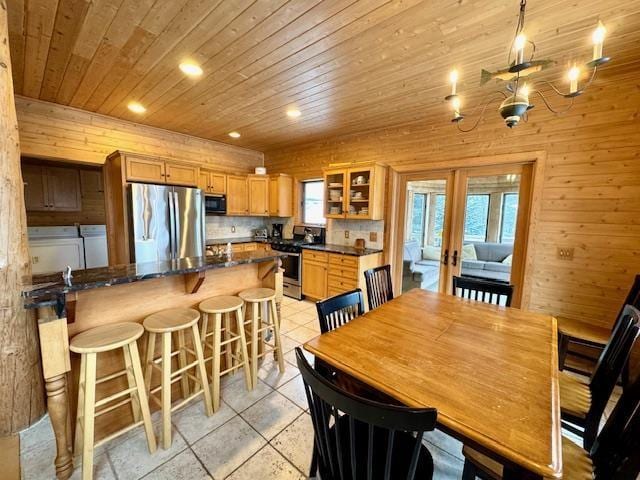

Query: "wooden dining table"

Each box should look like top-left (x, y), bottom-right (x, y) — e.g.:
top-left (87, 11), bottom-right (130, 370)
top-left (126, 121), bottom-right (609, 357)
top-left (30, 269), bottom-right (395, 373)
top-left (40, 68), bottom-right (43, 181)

top-left (304, 288), bottom-right (562, 479)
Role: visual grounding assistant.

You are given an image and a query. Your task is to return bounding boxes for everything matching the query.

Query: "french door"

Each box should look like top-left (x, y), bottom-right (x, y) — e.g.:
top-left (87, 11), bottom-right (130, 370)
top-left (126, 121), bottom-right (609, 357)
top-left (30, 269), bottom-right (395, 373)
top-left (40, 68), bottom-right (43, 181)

top-left (398, 163), bottom-right (534, 307)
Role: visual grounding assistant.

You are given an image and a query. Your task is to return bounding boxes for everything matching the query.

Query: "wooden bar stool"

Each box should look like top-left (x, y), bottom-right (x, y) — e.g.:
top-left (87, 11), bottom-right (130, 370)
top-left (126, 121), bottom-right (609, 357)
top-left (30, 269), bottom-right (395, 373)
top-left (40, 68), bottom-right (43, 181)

top-left (143, 308), bottom-right (213, 449)
top-left (238, 287), bottom-right (285, 386)
top-left (71, 322), bottom-right (156, 480)
top-left (199, 296), bottom-right (253, 411)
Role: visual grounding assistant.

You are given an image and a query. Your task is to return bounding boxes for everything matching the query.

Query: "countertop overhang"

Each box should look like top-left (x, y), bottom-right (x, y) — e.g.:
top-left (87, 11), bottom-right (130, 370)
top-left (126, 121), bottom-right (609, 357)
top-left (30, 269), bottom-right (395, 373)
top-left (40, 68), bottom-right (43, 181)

top-left (23, 251), bottom-right (287, 307)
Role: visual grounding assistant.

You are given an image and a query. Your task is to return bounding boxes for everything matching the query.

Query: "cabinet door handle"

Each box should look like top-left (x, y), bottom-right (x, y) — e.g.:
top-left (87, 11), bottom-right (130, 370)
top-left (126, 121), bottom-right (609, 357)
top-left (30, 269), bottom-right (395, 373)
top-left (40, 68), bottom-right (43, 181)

top-left (452, 250), bottom-right (459, 266)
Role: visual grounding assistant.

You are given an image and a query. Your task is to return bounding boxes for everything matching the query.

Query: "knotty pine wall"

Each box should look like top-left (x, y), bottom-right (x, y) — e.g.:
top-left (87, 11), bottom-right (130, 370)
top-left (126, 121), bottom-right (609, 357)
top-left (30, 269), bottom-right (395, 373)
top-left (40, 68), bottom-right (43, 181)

top-left (265, 69), bottom-right (640, 329)
top-left (15, 96), bottom-right (263, 170)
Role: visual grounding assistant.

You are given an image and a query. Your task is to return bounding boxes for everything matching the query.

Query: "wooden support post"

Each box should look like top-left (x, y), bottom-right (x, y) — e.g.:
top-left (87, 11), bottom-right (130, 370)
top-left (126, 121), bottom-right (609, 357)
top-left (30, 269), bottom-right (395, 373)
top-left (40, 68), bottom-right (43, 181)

top-left (0, 1), bottom-right (46, 436)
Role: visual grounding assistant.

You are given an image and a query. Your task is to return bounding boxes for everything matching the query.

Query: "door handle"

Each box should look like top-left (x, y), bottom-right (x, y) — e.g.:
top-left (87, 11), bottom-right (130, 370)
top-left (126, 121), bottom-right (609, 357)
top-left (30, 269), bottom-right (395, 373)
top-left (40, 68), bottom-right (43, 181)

top-left (452, 250), bottom-right (459, 266)
top-left (173, 192), bottom-right (180, 258)
top-left (442, 249), bottom-right (449, 265)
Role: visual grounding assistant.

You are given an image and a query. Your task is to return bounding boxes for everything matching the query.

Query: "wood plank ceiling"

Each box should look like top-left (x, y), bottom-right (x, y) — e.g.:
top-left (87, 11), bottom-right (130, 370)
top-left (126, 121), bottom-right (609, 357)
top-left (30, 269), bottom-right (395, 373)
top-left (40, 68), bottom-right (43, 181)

top-left (7, 0), bottom-right (640, 151)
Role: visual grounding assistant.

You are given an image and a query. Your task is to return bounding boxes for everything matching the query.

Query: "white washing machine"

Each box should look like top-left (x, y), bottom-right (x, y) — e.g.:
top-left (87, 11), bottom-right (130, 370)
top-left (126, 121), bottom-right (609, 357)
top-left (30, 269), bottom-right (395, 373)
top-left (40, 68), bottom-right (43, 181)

top-left (28, 226), bottom-right (85, 275)
top-left (79, 225), bottom-right (109, 268)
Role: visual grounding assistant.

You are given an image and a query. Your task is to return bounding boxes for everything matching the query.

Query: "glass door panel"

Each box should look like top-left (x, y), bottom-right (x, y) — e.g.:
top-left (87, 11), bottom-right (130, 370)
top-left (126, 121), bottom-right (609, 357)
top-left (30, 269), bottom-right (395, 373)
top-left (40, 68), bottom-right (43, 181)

top-left (402, 176), bottom-right (452, 293)
top-left (325, 170), bottom-right (346, 218)
top-left (346, 167), bottom-right (372, 218)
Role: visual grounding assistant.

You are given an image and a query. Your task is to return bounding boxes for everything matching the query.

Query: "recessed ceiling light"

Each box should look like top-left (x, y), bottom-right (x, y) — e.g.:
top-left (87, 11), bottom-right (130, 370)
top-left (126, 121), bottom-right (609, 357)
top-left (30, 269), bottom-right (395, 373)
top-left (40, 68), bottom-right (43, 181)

top-left (228, 131), bottom-right (241, 138)
top-left (127, 101), bottom-right (146, 114)
top-left (179, 61), bottom-right (203, 77)
top-left (286, 108), bottom-right (301, 118)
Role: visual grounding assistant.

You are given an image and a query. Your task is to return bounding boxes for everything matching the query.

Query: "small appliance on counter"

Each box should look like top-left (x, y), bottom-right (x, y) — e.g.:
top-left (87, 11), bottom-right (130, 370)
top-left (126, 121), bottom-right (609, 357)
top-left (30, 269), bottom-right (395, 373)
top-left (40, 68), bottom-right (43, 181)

top-left (270, 225), bottom-right (326, 300)
top-left (271, 223), bottom-right (284, 240)
top-left (254, 228), bottom-right (268, 240)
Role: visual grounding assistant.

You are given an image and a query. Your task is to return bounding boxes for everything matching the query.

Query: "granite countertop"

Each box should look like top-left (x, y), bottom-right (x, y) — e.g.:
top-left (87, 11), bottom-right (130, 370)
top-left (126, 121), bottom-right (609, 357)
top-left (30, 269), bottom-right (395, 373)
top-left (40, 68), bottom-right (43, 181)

top-left (301, 243), bottom-right (383, 257)
top-left (23, 250), bottom-right (287, 305)
top-left (206, 237), bottom-right (270, 245)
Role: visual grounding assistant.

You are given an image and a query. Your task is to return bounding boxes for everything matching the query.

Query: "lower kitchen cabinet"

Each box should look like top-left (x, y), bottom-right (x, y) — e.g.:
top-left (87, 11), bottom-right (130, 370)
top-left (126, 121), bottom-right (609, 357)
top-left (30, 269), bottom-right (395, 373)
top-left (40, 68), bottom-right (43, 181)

top-left (302, 249), bottom-right (383, 307)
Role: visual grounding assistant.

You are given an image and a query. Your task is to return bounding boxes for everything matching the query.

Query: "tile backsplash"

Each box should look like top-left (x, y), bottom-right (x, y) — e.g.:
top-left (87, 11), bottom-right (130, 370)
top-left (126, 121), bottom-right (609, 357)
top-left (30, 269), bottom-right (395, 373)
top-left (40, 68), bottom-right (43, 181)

top-left (205, 216), bottom-right (267, 239)
top-left (326, 219), bottom-right (384, 250)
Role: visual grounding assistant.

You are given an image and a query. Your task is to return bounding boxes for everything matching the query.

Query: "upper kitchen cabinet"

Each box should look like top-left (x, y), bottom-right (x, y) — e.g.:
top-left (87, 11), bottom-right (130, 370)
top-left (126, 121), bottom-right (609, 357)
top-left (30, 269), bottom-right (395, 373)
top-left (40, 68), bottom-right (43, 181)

top-left (323, 163), bottom-right (386, 220)
top-left (248, 175), bottom-right (269, 216)
top-left (269, 174), bottom-right (293, 217)
top-left (111, 151), bottom-right (199, 187)
top-left (22, 163), bottom-right (81, 212)
top-left (227, 175), bottom-right (249, 215)
top-left (199, 169), bottom-right (226, 195)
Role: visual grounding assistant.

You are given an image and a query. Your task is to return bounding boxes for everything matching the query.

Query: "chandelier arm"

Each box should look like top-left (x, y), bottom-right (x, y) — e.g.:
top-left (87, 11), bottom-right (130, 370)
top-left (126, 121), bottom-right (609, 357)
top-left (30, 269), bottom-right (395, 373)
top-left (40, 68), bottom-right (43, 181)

top-left (456, 92), bottom-right (506, 133)
top-left (534, 89), bottom-right (575, 115)
top-left (539, 65), bottom-right (599, 98)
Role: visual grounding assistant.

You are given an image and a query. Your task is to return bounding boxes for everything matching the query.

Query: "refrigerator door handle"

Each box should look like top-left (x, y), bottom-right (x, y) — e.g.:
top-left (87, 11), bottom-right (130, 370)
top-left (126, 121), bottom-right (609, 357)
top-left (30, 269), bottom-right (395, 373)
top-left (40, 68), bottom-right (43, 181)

top-left (168, 189), bottom-right (176, 260)
top-left (173, 191), bottom-right (181, 259)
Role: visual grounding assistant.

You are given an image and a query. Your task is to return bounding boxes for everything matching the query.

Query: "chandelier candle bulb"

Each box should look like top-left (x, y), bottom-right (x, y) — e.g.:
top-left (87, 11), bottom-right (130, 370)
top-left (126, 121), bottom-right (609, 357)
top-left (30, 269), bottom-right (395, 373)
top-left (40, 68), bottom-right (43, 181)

top-left (449, 70), bottom-right (459, 96)
top-left (514, 33), bottom-right (527, 65)
top-left (568, 66), bottom-right (580, 94)
top-left (592, 22), bottom-right (606, 60)
top-left (452, 97), bottom-right (462, 119)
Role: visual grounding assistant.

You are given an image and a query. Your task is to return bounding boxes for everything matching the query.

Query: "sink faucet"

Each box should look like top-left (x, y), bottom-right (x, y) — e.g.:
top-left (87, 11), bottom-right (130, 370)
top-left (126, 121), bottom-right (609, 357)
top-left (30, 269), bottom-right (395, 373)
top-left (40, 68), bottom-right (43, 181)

top-left (62, 266), bottom-right (73, 286)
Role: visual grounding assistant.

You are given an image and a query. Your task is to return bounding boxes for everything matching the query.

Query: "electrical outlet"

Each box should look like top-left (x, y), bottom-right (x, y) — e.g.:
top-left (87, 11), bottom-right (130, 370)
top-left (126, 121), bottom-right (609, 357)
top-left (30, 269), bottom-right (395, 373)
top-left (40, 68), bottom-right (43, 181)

top-left (557, 247), bottom-right (574, 260)
top-left (344, 230), bottom-right (349, 239)
top-left (231, 226), bottom-right (236, 233)
top-left (370, 232), bottom-right (377, 242)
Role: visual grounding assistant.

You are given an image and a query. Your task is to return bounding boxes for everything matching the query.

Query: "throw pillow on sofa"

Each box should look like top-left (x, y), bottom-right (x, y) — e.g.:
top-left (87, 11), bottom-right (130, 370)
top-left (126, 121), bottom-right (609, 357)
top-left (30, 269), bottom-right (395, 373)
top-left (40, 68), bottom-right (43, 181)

top-left (422, 245), bottom-right (441, 261)
top-left (462, 244), bottom-right (477, 260)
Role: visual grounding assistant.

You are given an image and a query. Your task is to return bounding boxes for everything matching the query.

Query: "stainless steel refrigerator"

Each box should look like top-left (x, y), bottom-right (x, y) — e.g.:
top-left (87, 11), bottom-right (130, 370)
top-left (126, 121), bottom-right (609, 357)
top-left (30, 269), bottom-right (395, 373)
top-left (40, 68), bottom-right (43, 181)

top-left (128, 183), bottom-right (205, 263)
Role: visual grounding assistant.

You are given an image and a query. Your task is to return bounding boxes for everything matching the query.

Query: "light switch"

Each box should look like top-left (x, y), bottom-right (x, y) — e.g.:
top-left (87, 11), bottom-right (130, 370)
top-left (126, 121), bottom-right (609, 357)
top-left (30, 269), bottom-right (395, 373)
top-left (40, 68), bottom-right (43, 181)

top-left (344, 230), bottom-right (349, 239)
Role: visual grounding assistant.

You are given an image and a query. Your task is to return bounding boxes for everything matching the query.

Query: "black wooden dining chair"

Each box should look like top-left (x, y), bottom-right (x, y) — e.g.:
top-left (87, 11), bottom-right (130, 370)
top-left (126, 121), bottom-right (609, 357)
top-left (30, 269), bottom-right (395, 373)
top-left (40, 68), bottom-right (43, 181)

top-left (462, 359), bottom-right (640, 480)
top-left (316, 289), bottom-right (365, 334)
top-left (295, 347), bottom-right (438, 480)
top-left (560, 304), bottom-right (640, 450)
top-left (364, 265), bottom-right (394, 310)
top-left (558, 274), bottom-right (640, 374)
top-left (452, 276), bottom-right (514, 307)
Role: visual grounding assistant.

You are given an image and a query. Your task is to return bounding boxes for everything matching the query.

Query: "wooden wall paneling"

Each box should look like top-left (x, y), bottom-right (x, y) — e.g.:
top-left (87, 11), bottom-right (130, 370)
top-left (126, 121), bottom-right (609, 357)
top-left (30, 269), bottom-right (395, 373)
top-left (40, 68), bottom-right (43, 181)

top-left (15, 96), bottom-right (264, 168)
top-left (0, 5), bottom-right (46, 435)
top-left (265, 68), bottom-right (640, 331)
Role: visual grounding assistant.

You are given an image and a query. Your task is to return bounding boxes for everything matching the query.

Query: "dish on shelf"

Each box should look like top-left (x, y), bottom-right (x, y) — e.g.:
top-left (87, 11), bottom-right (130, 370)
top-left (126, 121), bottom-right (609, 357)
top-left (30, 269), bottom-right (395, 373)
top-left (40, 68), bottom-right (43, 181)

top-left (328, 182), bottom-right (343, 187)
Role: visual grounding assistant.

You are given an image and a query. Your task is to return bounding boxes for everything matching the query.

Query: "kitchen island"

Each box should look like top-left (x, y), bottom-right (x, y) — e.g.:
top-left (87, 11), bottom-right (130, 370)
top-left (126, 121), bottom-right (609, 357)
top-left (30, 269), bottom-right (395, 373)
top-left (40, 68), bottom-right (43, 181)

top-left (24, 250), bottom-right (286, 479)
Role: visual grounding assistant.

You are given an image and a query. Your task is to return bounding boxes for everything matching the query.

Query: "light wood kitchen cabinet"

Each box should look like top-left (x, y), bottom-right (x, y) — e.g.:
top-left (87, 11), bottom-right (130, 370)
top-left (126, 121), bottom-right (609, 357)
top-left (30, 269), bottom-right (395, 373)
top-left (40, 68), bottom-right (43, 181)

top-left (248, 175), bottom-right (269, 216)
top-left (165, 162), bottom-right (199, 186)
top-left (118, 151), bottom-right (199, 187)
top-left (227, 175), bottom-right (249, 215)
top-left (22, 164), bottom-right (81, 212)
top-left (124, 155), bottom-right (166, 183)
top-left (198, 169), bottom-right (226, 194)
top-left (269, 174), bottom-right (293, 217)
top-left (302, 252), bottom-right (329, 300)
top-left (323, 163), bottom-right (386, 220)
top-left (302, 249), bottom-right (383, 305)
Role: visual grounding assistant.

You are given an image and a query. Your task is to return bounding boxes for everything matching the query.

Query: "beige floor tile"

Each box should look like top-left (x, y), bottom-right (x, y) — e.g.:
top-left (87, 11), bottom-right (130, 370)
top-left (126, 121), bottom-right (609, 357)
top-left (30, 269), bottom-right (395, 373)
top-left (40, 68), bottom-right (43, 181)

top-left (141, 449), bottom-right (211, 479)
top-left (280, 305), bottom-right (301, 318)
top-left (288, 310), bottom-right (316, 326)
top-left (283, 348), bottom-right (314, 368)
top-left (226, 445), bottom-right (303, 480)
top-left (258, 357), bottom-right (300, 388)
top-left (279, 316), bottom-right (300, 334)
top-left (192, 416), bottom-right (266, 479)
top-left (240, 391), bottom-right (303, 440)
top-left (70, 454), bottom-right (116, 480)
top-left (109, 420), bottom-right (187, 480)
top-left (286, 325), bottom-right (319, 344)
top-left (271, 413), bottom-right (315, 474)
top-left (172, 399), bottom-right (236, 445)
top-left (423, 428), bottom-right (463, 461)
top-left (222, 378), bottom-right (273, 412)
top-left (280, 334), bottom-right (302, 353)
top-left (277, 375), bottom-right (308, 410)
top-left (285, 300), bottom-right (311, 313)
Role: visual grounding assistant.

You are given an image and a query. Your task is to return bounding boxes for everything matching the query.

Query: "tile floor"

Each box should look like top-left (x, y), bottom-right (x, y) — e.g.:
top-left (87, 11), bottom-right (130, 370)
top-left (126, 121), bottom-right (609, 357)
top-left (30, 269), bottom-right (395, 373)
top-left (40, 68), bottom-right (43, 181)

top-left (19, 296), bottom-right (621, 479)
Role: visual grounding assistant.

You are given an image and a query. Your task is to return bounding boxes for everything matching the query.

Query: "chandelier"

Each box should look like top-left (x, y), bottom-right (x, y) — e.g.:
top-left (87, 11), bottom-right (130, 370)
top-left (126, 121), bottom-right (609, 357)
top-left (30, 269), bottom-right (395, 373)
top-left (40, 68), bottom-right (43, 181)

top-left (444, 0), bottom-right (611, 131)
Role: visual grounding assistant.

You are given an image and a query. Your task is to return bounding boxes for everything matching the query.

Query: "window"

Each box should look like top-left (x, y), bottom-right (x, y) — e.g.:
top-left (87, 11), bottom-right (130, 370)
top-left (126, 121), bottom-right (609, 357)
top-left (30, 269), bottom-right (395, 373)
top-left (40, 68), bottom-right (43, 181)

top-left (302, 181), bottom-right (325, 224)
top-left (409, 193), bottom-right (426, 243)
top-left (463, 194), bottom-right (489, 242)
top-left (500, 192), bottom-right (519, 243)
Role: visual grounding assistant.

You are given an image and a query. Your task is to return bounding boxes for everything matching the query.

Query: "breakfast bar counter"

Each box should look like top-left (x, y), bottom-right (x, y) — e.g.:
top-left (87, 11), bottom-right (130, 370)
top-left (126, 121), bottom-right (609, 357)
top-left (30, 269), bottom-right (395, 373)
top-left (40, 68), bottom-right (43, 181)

top-left (24, 251), bottom-right (286, 479)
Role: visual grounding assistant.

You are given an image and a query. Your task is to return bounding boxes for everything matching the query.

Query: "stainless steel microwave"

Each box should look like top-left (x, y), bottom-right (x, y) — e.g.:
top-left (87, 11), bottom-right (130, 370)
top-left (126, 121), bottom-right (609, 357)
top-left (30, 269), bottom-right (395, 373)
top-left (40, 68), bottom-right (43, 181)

top-left (204, 194), bottom-right (226, 215)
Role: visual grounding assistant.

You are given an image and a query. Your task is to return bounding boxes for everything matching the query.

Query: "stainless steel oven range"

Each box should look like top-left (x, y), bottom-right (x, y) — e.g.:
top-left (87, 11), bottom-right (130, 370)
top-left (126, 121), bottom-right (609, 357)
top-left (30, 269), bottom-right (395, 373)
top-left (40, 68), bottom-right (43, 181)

top-left (270, 225), bottom-right (325, 300)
